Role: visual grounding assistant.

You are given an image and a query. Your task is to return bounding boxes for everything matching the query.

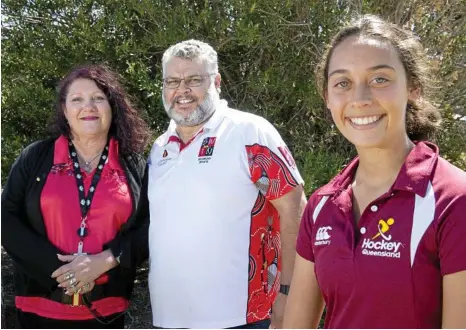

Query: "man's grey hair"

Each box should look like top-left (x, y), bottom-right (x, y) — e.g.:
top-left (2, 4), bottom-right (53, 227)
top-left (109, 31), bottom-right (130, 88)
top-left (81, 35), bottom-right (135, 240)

top-left (162, 39), bottom-right (219, 75)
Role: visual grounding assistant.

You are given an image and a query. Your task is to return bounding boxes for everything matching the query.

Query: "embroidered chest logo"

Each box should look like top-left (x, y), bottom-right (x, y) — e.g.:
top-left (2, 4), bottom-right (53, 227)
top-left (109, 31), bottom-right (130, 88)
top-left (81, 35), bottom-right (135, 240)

top-left (198, 137), bottom-right (216, 164)
top-left (157, 149), bottom-right (172, 167)
top-left (362, 218), bottom-right (403, 259)
top-left (315, 226), bottom-right (332, 246)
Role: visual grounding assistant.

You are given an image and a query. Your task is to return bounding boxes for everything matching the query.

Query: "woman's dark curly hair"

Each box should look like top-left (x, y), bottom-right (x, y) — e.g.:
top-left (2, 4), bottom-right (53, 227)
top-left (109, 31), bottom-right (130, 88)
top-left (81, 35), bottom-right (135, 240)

top-left (49, 64), bottom-right (151, 154)
top-left (316, 15), bottom-right (441, 141)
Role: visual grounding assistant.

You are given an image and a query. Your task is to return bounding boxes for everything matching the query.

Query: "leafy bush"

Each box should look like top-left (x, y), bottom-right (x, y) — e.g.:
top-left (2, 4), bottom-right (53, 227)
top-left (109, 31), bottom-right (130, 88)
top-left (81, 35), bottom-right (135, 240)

top-left (2, 0), bottom-right (464, 184)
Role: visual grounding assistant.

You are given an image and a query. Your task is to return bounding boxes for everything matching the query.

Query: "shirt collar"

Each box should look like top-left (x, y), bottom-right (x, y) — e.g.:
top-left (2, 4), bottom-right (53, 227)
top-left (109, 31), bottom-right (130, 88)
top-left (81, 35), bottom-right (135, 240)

top-left (318, 141), bottom-right (438, 198)
top-left (163, 99), bottom-right (228, 145)
top-left (54, 135), bottom-right (120, 170)
top-left (54, 135), bottom-right (72, 164)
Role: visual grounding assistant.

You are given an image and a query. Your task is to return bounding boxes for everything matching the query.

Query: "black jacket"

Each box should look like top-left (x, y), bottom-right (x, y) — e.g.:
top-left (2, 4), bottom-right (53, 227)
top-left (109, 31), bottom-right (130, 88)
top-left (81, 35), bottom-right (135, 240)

top-left (1, 137), bottom-right (149, 302)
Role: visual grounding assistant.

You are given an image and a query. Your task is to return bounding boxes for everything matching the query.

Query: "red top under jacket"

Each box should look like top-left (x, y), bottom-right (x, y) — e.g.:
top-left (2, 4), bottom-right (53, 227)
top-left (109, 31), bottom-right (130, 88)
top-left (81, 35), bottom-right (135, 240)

top-left (16, 135), bottom-right (133, 320)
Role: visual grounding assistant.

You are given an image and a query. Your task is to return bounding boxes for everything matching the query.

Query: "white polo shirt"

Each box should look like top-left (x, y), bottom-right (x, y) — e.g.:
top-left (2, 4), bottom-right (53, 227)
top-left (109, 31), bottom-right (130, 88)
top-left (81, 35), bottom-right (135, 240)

top-left (147, 101), bottom-right (303, 329)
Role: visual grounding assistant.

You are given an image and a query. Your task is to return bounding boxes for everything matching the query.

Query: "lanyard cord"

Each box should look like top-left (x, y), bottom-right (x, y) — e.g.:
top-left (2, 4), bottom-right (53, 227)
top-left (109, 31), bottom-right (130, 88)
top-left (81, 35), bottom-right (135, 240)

top-left (68, 139), bottom-right (109, 244)
top-left (68, 139), bottom-right (127, 324)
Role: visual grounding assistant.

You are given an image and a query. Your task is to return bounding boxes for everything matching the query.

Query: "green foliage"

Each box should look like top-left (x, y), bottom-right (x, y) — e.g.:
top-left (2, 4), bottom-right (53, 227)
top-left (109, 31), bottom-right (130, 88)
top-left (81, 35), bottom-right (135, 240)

top-left (1, 2), bottom-right (465, 328)
top-left (300, 148), bottom-right (351, 197)
top-left (2, 0), bottom-right (465, 188)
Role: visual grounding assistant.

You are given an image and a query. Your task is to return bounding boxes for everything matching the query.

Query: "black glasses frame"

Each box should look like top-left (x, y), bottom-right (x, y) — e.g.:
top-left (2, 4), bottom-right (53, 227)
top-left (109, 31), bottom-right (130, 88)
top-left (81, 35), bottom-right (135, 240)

top-left (162, 73), bottom-right (216, 89)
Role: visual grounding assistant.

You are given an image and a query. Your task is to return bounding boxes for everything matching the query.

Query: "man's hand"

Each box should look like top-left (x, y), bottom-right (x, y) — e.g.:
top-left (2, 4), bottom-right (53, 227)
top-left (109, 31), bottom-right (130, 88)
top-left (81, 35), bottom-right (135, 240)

top-left (270, 293), bottom-right (287, 328)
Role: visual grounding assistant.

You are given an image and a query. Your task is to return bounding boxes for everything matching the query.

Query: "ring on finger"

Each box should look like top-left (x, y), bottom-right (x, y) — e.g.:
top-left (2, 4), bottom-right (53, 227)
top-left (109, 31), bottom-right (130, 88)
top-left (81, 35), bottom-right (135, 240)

top-left (84, 283), bottom-right (91, 290)
top-left (64, 272), bottom-right (74, 280)
top-left (69, 278), bottom-right (77, 286)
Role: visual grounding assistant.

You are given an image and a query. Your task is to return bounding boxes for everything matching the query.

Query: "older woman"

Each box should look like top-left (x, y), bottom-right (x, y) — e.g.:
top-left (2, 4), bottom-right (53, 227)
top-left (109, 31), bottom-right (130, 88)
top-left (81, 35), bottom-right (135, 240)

top-left (1, 64), bottom-right (152, 328)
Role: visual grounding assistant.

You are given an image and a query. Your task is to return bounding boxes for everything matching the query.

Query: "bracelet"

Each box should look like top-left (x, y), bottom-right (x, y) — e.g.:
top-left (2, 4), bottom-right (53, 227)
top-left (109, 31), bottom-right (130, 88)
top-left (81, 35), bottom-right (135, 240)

top-left (279, 284), bottom-right (290, 295)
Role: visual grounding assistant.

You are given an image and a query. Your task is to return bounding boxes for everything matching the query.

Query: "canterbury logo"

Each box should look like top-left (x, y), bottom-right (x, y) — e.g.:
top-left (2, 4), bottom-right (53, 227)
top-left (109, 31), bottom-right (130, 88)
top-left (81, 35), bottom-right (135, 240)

top-left (316, 226), bottom-right (332, 240)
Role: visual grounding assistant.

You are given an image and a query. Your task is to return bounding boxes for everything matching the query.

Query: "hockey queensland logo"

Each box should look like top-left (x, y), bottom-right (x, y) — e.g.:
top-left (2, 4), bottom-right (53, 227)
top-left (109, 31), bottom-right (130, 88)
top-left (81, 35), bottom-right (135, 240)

top-left (361, 218), bottom-right (403, 259)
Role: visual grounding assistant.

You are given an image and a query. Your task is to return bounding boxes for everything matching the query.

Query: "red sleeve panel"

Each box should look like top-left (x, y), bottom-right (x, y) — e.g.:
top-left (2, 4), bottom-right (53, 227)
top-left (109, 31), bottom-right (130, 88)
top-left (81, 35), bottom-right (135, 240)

top-left (246, 144), bottom-right (299, 200)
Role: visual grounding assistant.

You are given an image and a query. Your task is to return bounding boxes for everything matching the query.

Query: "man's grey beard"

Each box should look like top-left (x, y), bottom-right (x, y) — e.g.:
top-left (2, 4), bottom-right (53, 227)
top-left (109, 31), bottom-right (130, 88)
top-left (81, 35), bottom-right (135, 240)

top-left (163, 85), bottom-right (220, 127)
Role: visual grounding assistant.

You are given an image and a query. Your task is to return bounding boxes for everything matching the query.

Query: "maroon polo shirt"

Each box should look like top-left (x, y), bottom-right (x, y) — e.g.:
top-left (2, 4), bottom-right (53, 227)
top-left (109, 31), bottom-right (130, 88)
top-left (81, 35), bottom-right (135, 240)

top-left (297, 141), bottom-right (466, 328)
top-left (16, 135), bottom-right (132, 320)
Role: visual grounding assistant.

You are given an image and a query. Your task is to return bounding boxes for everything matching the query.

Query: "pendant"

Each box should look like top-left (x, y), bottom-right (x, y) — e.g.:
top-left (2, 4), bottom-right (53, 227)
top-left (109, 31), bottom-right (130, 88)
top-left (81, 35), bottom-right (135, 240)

top-left (81, 163), bottom-right (92, 173)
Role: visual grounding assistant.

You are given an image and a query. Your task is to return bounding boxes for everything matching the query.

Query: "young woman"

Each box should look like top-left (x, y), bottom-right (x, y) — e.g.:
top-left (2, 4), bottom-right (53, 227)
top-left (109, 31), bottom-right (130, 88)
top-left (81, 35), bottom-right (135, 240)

top-left (283, 15), bottom-right (466, 328)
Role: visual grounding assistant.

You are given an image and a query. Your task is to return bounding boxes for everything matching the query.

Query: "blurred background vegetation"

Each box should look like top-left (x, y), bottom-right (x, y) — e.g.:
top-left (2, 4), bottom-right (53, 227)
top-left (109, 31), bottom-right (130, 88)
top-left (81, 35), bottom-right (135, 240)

top-left (2, 0), bottom-right (465, 194)
top-left (1, 0), bottom-right (465, 328)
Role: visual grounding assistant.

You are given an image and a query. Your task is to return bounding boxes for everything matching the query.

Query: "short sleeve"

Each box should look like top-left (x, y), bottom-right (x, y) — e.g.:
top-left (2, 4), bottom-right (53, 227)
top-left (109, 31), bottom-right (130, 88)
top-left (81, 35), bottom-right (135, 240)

top-left (246, 118), bottom-right (304, 200)
top-left (296, 197), bottom-right (317, 262)
top-left (438, 194), bottom-right (466, 276)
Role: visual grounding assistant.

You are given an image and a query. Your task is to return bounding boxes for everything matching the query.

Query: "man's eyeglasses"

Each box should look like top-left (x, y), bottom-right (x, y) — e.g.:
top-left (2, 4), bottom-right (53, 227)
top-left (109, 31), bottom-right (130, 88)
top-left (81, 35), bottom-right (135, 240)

top-left (162, 74), bottom-right (216, 89)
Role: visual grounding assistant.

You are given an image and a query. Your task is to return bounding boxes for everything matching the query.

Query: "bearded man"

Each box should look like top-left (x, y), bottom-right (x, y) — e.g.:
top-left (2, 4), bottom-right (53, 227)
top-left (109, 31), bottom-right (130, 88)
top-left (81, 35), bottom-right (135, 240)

top-left (147, 39), bottom-right (306, 329)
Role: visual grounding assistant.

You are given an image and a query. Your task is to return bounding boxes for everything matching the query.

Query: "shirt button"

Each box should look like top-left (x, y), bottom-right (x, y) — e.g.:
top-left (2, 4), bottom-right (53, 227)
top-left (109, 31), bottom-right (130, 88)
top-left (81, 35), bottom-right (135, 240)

top-left (36, 177), bottom-right (41, 182)
top-left (370, 205), bottom-right (378, 212)
top-left (360, 227), bottom-right (366, 234)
